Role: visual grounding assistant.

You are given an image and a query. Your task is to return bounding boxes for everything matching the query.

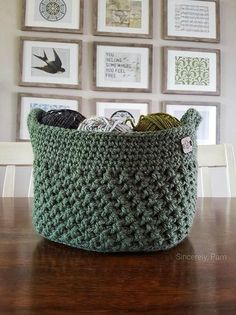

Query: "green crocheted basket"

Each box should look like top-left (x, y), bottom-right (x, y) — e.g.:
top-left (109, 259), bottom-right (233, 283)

top-left (28, 108), bottom-right (201, 253)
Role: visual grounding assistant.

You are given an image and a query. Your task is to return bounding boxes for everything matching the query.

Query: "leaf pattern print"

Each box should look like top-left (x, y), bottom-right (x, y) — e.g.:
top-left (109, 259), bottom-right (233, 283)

top-left (175, 57), bottom-right (210, 86)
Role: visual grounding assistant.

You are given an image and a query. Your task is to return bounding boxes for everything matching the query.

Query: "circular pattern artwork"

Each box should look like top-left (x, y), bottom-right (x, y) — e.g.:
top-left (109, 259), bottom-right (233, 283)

top-left (39, 0), bottom-right (67, 22)
top-left (111, 110), bottom-right (135, 124)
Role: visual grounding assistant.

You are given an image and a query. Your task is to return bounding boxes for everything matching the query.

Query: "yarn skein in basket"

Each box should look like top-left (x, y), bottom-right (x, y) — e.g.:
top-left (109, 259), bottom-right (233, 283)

top-left (28, 108), bottom-right (202, 253)
top-left (134, 113), bottom-right (181, 131)
top-left (78, 116), bottom-right (133, 133)
top-left (41, 109), bottom-right (86, 129)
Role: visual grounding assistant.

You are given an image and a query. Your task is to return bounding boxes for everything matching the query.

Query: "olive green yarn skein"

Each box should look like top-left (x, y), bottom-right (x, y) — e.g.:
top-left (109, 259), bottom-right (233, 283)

top-left (134, 113), bottom-right (181, 132)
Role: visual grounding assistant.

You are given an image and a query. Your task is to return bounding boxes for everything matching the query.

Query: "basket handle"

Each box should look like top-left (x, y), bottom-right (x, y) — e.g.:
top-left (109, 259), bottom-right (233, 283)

top-left (180, 108), bottom-right (202, 129)
top-left (27, 109), bottom-right (44, 133)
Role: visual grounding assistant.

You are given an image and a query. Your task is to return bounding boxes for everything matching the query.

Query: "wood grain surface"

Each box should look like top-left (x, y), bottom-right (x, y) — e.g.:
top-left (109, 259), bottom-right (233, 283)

top-left (0, 198), bottom-right (235, 315)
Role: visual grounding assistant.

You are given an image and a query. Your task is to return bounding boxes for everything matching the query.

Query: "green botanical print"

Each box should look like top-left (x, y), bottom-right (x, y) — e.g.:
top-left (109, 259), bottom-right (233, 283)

top-left (175, 57), bottom-right (210, 86)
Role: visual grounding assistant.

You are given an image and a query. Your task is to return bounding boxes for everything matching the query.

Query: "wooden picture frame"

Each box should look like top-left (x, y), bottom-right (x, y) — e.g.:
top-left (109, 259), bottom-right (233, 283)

top-left (17, 93), bottom-right (82, 141)
top-left (93, 42), bottom-right (153, 92)
top-left (162, 46), bottom-right (221, 95)
top-left (163, 0), bottom-right (220, 43)
top-left (94, 98), bottom-right (150, 124)
top-left (93, 0), bottom-right (153, 38)
top-left (22, 0), bottom-right (84, 34)
top-left (19, 37), bottom-right (82, 89)
top-left (162, 101), bottom-right (220, 144)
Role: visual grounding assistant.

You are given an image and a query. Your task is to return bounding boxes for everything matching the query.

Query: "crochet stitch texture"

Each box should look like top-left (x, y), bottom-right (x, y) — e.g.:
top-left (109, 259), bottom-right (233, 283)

top-left (28, 108), bottom-right (201, 252)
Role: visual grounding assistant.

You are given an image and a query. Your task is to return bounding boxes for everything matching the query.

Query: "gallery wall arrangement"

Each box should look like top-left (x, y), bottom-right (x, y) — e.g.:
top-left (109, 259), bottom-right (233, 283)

top-left (18, 0), bottom-right (221, 144)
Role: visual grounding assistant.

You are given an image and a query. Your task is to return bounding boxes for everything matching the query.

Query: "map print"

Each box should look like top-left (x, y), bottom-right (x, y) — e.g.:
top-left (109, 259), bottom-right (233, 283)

top-left (175, 56), bottom-right (210, 86)
top-left (105, 0), bottom-right (142, 28)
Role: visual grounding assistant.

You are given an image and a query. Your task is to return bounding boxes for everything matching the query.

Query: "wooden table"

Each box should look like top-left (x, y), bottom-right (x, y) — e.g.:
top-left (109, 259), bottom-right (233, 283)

top-left (0, 198), bottom-right (235, 315)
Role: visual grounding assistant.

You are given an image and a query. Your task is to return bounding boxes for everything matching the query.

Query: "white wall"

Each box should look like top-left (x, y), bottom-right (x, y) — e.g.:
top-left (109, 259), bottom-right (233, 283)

top-left (0, 0), bottom-right (236, 196)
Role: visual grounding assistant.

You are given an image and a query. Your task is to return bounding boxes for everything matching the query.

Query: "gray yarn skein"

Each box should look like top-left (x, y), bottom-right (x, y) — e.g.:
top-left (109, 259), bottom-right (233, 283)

top-left (78, 116), bottom-right (133, 132)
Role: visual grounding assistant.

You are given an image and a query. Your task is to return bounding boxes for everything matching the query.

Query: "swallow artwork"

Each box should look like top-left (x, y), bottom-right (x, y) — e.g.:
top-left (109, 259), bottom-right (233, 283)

top-left (33, 48), bottom-right (65, 74)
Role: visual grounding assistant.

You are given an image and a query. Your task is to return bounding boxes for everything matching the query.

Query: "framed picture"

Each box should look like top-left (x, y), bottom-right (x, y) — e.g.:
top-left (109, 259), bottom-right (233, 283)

top-left (162, 101), bottom-right (220, 145)
top-left (93, 42), bottom-right (153, 92)
top-left (94, 0), bottom-right (153, 38)
top-left (22, 0), bottom-right (84, 33)
top-left (19, 37), bottom-right (82, 89)
top-left (95, 99), bottom-right (150, 124)
top-left (163, 47), bottom-right (220, 95)
top-left (163, 0), bottom-right (220, 43)
top-left (17, 93), bottom-right (82, 141)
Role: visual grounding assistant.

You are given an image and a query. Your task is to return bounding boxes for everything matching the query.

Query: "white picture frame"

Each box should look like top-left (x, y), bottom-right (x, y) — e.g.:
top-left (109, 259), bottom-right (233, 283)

top-left (94, 0), bottom-right (153, 38)
top-left (162, 101), bottom-right (220, 145)
top-left (163, 0), bottom-right (220, 43)
top-left (163, 46), bottom-right (220, 95)
top-left (22, 0), bottom-right (83, 33)
top-left (95, 99), bottom-right (150, 124)
top-left (19, 37), bottom-right (82, 89)
top-left (93, 42), bottom-right (153, 92)
top-left (17, 93), bottom-right (82, 141)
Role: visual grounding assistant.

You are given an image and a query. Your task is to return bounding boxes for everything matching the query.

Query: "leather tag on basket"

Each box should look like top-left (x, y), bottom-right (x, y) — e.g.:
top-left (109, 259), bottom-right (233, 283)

top-left (181, 137), bottom-right (193, 154)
